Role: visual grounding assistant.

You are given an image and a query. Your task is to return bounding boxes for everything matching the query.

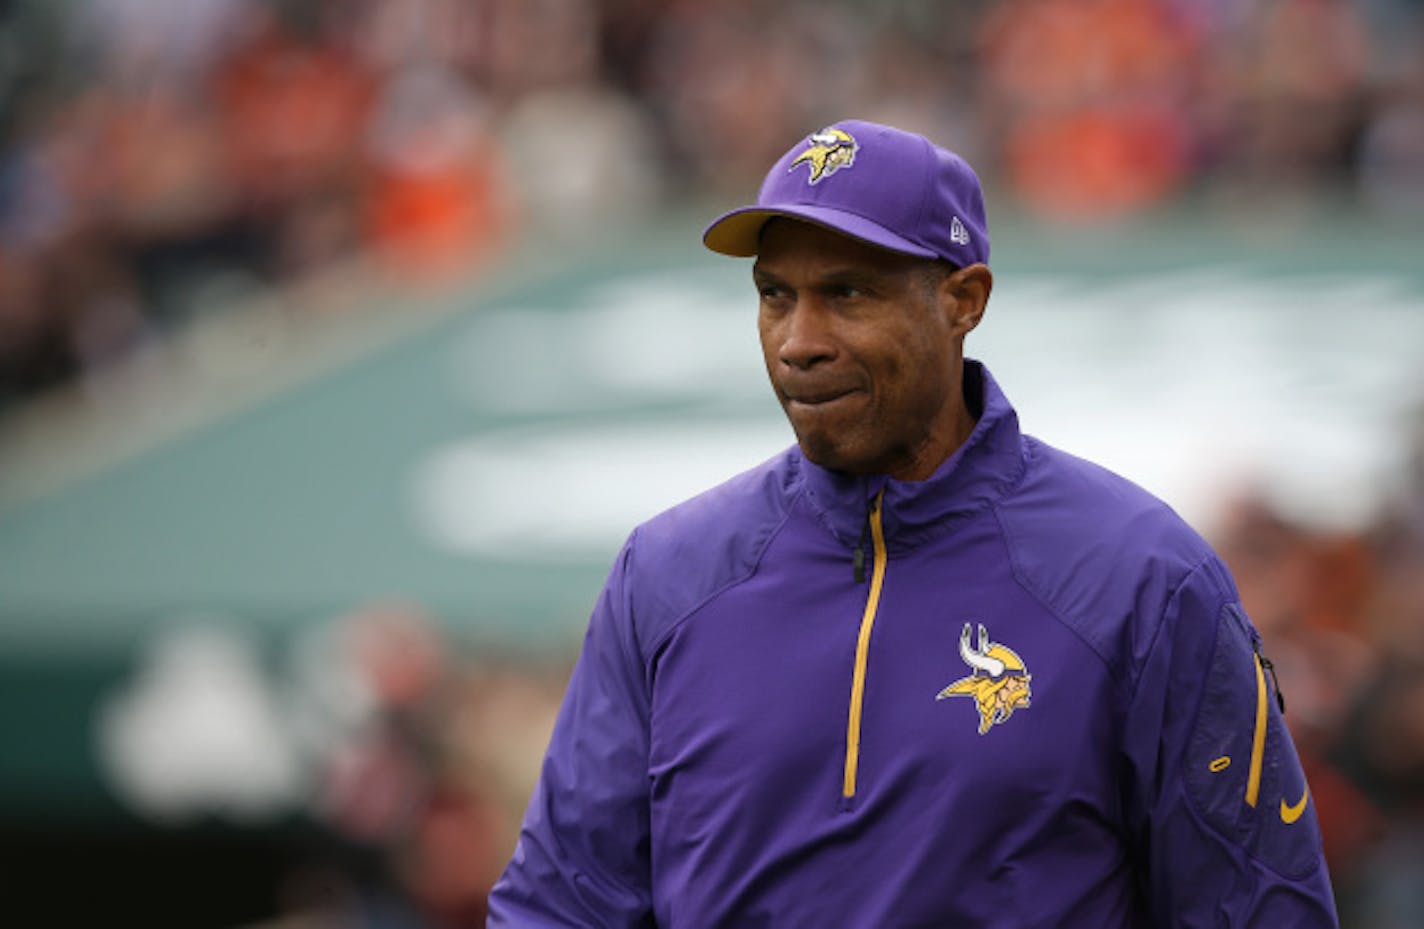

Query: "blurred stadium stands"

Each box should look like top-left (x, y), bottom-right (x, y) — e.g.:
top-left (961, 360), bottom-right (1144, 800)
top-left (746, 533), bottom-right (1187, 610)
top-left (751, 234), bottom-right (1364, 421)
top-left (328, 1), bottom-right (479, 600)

top-left (1, 0), bottom-right (1423, 926)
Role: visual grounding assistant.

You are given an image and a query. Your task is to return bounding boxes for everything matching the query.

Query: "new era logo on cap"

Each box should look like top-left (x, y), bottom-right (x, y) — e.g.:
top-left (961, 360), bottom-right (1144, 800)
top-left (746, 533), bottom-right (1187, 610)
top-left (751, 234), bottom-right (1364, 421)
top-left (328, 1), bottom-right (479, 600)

top-left (702, 119), bottom-right (990, 268)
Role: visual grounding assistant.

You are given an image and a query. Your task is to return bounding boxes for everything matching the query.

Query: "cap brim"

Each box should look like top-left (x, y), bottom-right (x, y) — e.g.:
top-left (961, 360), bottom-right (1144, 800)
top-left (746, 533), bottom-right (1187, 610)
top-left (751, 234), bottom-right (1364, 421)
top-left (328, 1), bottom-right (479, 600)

top-left (702, 204), bottom-right (938, 259)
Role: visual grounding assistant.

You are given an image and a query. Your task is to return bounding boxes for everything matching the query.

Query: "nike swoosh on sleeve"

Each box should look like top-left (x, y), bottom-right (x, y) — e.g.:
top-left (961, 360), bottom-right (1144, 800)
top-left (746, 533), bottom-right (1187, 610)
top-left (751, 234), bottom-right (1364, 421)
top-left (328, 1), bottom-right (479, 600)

top-left (1279, 786), bottom-right (1309, 824)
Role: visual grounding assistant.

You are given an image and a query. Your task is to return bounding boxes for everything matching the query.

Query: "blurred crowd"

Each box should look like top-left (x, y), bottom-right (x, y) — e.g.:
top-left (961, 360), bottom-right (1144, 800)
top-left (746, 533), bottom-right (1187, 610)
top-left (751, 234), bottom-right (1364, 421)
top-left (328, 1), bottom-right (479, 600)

top-left (3, 0), bottom-right (1424, 414)
top-left (1213, 419), bottom-right (1424, 928)
top-left (96, 600), bottom-right (573, 928)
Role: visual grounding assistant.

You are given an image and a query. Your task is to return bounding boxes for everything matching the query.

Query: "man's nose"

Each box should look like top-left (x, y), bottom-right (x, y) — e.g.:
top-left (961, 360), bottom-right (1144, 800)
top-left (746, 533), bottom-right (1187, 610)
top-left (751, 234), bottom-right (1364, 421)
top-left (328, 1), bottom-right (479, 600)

top-left (778, 300), bottom-right (838, 370)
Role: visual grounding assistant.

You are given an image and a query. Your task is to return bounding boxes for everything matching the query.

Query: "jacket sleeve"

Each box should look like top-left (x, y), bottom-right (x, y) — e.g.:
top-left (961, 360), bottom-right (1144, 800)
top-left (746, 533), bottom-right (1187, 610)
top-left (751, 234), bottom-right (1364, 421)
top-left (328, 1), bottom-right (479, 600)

top-left (1120, 555), bottom-right (1339, 928)
top-left (488, 536), bottom-right (657, 928)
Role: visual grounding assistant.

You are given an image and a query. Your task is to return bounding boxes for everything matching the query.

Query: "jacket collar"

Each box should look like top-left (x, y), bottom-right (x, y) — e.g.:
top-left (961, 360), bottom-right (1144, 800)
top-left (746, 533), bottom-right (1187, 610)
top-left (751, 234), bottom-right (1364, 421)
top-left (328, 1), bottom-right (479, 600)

top-left (796, 359), bottom-right (1027, 553)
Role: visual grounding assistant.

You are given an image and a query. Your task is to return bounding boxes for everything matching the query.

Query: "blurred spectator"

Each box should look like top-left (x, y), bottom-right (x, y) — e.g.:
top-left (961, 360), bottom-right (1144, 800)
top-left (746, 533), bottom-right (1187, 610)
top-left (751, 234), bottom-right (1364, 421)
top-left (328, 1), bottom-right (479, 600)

top-left (362, 63), bottom-right (508, 279)
top-left (979, 0), bottom-right (1199, 216)
top-left (213, 6), bottom-right (374, 281)
top-left (637, 0), bottom-right (858, 193)
top-left (1205, 0), bottom-right (1371, 198)
top-left (843, 10), bottom-right (985, 168)
top-left (497, 83), bottom-right (663, 243)
top-left (71, 0), bottom-right (250, 89)
top-left (1358, 81), bottom-right (1424, 216)
top-left (283, 602), bottom-right (547, 928)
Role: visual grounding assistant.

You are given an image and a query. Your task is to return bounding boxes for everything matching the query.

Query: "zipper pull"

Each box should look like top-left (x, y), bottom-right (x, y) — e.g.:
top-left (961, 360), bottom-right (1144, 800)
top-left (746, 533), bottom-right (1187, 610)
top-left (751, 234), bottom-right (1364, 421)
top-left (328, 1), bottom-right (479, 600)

top-left (852, 495), bottom-right (879, 584)
top-left (1254, 639), bottom-right (1286, 715)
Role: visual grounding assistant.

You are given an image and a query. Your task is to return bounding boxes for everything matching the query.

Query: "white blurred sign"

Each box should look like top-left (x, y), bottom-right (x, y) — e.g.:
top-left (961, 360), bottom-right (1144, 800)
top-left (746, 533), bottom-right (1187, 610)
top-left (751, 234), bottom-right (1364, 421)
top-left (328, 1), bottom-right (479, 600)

top-left (411, 265), bottom-right (1424, 561)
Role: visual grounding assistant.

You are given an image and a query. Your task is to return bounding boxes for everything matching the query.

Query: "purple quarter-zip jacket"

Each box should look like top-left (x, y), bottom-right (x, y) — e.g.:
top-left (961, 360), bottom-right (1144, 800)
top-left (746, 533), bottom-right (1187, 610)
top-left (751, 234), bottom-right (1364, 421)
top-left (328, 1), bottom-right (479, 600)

top-left (488, 361), bottom-right (1338, 928)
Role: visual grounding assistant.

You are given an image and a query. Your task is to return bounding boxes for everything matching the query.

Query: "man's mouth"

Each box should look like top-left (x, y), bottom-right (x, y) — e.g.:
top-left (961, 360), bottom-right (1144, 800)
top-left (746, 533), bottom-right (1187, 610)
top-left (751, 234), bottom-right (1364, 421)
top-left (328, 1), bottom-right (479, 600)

top-left (783, 384), bottom-right (860, 408)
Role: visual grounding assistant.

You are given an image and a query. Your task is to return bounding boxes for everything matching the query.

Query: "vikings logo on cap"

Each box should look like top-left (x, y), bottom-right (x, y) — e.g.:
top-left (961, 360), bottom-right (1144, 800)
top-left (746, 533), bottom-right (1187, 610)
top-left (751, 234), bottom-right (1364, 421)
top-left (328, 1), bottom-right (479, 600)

top-left (936, 623), bottom-right (1032, 735)
top-left (789, 127), bottom-right (857, 184)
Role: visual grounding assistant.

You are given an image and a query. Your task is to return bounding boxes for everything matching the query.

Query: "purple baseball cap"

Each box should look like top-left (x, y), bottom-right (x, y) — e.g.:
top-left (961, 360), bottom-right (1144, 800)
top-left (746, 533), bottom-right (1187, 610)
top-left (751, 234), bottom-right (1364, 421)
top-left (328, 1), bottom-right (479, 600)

top-left (703, 119), bottom-right (989, 267)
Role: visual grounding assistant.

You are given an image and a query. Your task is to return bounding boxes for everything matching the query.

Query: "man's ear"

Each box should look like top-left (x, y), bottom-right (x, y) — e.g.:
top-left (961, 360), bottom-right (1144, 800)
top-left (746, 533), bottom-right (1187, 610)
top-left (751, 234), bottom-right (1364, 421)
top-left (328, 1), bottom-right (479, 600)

top-left (941, 263), bottom-right (992, 338)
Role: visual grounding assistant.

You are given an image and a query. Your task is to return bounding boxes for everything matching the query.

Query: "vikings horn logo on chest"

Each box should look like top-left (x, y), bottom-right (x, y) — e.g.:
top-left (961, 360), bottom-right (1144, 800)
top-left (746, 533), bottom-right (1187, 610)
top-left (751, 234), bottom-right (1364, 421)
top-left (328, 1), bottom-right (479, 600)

top-left (936, 623), bottom-right (1033, 734)
top-left (789, 127), bottom-right (857, 184)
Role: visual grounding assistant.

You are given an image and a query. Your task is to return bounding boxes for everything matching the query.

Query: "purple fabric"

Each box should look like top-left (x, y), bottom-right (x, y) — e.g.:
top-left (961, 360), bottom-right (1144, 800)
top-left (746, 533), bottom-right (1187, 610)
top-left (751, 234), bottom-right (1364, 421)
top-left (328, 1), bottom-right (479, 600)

top-left (702, 119), bottom-right (990, 267)
top-left (488, 362), bottom-right (1338, 928)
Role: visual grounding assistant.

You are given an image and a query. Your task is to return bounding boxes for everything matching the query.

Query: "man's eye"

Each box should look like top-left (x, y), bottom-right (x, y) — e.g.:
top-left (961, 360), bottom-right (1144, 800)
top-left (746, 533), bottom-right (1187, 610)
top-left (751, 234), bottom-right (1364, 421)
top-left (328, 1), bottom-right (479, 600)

top-left (759, 284), bottom-right (786, 300)
top-left (831, 285), bottom-right (863, 300)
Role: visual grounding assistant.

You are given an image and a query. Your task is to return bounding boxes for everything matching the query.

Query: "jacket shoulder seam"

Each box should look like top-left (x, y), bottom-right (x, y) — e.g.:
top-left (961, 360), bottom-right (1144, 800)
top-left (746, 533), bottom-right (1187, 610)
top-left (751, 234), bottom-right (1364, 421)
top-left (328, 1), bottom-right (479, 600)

top-left (995, 439), bottom-right (1218, 695)
top-left (641, 489), bottom-right (802, 664)
top-left (991, 498), bottom-right (1118, 683)
top-left (1124, 553), bottom-right (1221, 705)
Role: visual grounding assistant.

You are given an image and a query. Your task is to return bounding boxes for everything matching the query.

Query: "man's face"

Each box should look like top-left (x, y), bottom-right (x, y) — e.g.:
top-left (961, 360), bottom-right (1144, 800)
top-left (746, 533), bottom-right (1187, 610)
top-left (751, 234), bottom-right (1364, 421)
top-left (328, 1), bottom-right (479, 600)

top-left (754, 219), bottom-right (978, 481)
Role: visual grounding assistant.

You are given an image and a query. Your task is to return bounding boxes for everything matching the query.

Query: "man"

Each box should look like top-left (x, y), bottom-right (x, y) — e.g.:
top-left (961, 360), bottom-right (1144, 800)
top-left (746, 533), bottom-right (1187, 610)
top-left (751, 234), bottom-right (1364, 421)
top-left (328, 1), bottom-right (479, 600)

top-left (488, 120), bottom-right (1338, 927)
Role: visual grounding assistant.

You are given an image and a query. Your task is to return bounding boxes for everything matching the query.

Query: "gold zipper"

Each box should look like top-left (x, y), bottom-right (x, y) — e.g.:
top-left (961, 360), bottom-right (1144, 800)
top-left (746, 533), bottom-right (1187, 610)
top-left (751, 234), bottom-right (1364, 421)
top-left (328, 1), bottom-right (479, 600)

top-left (842, 490), bottom-right (887, 800)
top-left (1245, 651), bottom-right (1268, 808)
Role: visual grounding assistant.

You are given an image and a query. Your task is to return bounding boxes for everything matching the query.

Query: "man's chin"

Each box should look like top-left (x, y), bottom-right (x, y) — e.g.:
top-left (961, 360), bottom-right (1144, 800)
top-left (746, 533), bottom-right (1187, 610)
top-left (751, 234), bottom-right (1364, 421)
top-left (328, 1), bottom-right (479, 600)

top-left (794, 433), bottom-right (862, 475)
